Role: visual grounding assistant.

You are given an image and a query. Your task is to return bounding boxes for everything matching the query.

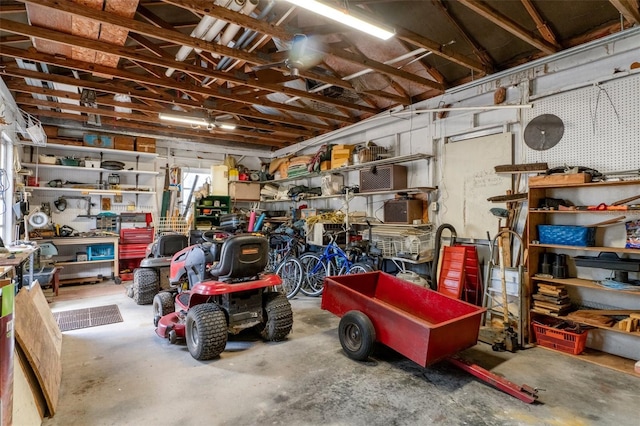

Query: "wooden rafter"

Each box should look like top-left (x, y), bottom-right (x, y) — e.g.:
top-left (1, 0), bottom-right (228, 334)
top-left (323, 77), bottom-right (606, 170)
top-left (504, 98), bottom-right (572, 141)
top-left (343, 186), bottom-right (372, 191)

top-left (0, 18), bottom-right (377, 117)
top-left (0, 64), bottom-right (331, 133)
top-left (520, 0), bottom-right (559, 46)
top-left (21, 107), bottom-right (284, 149)
top-left (160, 0), bottom-right (446, 92)
top-left (394, 26), bottom-right (490, 74)
top-left (609, 0), bottom-right (640, 25)
top-left (432, 0), bottom-right (495, 71)
top-left (457, 0), bottom-right (559, 55)
top-left (7, 80), bottom-right (317, 138)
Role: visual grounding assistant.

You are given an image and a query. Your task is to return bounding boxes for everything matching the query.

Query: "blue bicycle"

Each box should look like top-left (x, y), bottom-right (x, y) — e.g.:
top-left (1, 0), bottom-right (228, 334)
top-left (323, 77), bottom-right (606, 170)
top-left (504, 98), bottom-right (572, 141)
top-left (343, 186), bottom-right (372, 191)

top-left (299, 231), bottom-right (374, 297)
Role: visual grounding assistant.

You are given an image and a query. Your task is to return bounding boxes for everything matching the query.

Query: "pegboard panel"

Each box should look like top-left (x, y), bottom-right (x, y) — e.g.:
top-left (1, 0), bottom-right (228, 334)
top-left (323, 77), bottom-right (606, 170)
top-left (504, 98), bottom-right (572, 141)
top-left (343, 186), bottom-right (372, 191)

top-left (523, 73), bottom-right (640, 173)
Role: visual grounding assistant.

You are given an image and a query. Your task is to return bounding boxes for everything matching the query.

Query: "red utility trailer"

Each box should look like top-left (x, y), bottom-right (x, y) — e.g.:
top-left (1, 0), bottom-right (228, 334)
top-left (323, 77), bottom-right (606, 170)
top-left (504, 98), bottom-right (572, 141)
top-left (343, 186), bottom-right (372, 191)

top-left (321, 272), bottom-right (538, 403)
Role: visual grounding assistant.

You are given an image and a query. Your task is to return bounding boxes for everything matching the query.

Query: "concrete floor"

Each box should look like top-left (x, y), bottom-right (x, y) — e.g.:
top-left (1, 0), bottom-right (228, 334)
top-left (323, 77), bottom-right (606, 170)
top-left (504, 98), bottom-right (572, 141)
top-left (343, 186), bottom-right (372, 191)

top-left (41, 284), bottom-right (639, 426)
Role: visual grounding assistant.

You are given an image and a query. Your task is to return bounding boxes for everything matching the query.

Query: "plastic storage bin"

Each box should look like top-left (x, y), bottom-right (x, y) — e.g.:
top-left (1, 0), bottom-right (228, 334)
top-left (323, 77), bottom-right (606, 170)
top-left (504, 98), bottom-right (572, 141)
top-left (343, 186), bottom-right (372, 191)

top-left (533, 321), bottom-right (588, 355)
top-left (537, 225), bottom-right (595, 247)
top-left (87, 244), bottom-right (115, 261)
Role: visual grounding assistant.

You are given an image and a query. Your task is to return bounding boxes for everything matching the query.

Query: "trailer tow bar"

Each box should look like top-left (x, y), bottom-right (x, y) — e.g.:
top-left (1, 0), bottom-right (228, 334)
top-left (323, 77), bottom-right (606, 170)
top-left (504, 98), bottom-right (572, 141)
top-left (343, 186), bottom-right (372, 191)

top-left (447, 355), bottom-right (539, 404)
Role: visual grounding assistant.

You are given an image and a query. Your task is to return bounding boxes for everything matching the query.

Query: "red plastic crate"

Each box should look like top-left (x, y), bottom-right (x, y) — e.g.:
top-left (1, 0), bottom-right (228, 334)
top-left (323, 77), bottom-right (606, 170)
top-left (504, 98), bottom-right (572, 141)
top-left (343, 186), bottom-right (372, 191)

top-left (120, 227), bottom-right (154, 244)
top-left (533, 322), bottom-right (588, 355)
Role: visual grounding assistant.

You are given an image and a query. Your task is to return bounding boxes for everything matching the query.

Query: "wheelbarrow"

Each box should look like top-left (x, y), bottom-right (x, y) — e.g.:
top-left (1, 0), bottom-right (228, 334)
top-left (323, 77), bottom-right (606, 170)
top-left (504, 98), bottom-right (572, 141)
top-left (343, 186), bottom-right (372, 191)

top-left (321, 271), bottom-right (538, 403)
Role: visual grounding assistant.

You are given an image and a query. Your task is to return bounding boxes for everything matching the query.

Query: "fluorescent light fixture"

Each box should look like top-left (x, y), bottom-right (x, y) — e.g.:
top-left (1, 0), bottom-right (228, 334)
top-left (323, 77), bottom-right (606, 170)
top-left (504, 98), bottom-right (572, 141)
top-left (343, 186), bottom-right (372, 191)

top-left (217, 122), bottom-right (237, 130)
top-left (159, 112), bottom-right (210, 126)
top-left (283, 0), bottom-right (395, 40)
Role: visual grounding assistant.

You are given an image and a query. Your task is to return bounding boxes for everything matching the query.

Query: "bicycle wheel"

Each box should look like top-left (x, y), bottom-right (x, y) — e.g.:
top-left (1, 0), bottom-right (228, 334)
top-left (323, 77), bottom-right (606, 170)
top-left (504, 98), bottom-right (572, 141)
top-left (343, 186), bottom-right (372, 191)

top-left (348, 262), bottom-right (374, 274)
top-left (275, 257), bottom-right (303, 299)
top-left (299, 253), bottom-right (328, 297)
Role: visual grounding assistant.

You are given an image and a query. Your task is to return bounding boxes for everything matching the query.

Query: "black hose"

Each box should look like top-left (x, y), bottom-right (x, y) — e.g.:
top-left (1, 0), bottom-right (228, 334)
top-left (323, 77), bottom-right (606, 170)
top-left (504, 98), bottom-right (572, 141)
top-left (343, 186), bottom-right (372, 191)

top-left (430, 224), bottom-right (457, 290)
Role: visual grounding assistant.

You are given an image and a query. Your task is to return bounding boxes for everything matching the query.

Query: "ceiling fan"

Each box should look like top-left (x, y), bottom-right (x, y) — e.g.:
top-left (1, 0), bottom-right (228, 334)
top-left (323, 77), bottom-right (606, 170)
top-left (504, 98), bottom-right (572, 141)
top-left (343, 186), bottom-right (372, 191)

top-left (252, 34), bottom-right (324, 82)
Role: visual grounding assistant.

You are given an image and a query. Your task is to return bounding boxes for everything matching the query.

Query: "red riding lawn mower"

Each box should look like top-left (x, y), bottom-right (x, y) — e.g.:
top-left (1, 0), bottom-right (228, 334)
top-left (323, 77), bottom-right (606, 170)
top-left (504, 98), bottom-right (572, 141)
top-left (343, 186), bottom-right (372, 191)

top-left (153, 231), bottom-right (294, 360)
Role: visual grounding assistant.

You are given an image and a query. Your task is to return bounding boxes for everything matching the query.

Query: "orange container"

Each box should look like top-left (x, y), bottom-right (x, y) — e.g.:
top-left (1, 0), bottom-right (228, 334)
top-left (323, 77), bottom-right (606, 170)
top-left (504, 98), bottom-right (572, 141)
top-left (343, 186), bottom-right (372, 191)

top-left (533, 322), bottom-right (588, 355)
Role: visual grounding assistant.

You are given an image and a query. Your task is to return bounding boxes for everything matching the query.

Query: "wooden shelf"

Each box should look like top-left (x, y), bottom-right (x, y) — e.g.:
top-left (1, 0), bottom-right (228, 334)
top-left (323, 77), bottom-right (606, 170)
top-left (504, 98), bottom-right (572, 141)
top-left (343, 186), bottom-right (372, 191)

top-left (30, 142), bottom-right (158, 158)
top-left (264, 153), bottom-right (433, 185)
top-left (531, 276), bottom-right (640, 295)
top-left (532, 309), bottom-right (640, 337)
top-left (529, 179), bottom-right (640, 189)
top-left (22, 163), bottom-right (159, 175)
top-left (54, 259), bottom-right (114, 266)
top-left (26, 186), bottom-right (155, 195)
top-left (529, 243), bottom-right (640, 255)
top-left (536, 345), bottom-right (640, 378)
top-left (260, 187), bottom-right (435, 203)
top-left (529, 209), bottom-right (640, 214)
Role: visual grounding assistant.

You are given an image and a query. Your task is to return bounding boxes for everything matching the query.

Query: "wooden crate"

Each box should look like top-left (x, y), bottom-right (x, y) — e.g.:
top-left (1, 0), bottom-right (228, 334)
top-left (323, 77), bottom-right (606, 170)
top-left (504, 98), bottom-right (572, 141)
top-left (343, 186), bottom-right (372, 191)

top-left (114, 136), bottom-right (135, 151)
top-left (529, 173), bottom-right (592, 187)
top-left (83, 134), bottom-right (113, 148)
top-left (135, 137), bottom-right (156, 153)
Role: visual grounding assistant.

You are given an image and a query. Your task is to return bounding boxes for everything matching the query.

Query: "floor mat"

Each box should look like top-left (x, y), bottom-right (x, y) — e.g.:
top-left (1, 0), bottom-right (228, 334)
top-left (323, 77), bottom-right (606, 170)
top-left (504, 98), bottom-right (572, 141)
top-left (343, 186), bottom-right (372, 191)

top-left (53, 304), bottom-right (123, 332)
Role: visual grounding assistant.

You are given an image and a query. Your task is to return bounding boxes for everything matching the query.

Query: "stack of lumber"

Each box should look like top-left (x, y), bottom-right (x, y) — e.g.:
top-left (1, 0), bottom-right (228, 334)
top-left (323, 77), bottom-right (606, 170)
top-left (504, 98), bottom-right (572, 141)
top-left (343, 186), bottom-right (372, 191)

top-left (532, 282), bottom-right (572, 316)
top-left (617, 314), bottom-right (640, 332)
top-left (567, 310), bottom-right (640, 330)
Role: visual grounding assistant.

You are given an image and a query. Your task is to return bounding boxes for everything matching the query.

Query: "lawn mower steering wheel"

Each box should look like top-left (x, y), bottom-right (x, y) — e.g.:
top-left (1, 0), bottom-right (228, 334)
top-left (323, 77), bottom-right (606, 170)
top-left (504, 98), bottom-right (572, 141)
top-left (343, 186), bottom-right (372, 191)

top-left (202, 230), bottom-right (231, 243)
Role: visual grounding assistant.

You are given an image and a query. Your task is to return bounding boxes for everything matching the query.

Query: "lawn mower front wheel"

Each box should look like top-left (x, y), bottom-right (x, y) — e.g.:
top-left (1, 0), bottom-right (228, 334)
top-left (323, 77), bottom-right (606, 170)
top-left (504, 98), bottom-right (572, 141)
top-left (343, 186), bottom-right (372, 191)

top-left (185, 303), bottom-right (228, 360)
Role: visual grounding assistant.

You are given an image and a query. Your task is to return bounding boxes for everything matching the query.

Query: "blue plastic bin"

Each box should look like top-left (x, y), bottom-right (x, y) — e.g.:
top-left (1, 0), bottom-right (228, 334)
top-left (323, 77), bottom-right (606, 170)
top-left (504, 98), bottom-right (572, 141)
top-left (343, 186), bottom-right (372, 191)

top-left (87, 244), bottom-right (115, 260)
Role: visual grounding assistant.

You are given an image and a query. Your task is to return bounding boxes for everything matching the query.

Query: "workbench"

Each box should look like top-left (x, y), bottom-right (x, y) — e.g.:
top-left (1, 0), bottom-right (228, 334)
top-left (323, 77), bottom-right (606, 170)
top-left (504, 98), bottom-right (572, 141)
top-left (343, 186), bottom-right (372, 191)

top-left (0, 246), bottom-right (39, 290)
top-left (38, 236), bottom-right (120, 282)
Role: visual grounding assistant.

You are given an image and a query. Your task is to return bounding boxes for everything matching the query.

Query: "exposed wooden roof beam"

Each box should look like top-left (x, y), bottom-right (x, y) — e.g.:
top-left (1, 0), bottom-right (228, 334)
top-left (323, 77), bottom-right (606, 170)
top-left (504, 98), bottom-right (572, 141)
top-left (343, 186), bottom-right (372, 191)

top-left (1, 17), bottom-right (375, 116)
top-left (609, 0), bottom-right (640, 25)
top-left (520, 0), bottom-right (559, 46)
top-left (0, 29), bottom-right (359, 124)
top-left (22, 107), bottom-right (282, 149)
top-left (0, 63), bottom-right (330, 132)
top-left (457, 0), bottom-right (558, 55)
top-left (162, 0), bottom-right (445, 92)
top-left (16, 97), bottom-right (290, 147)
top-left (394, 26), bottom-right (490, 74)
top-left (8, 80), bottom-right (316, 137)
top-left (433, 0), bottom-right (495, 71)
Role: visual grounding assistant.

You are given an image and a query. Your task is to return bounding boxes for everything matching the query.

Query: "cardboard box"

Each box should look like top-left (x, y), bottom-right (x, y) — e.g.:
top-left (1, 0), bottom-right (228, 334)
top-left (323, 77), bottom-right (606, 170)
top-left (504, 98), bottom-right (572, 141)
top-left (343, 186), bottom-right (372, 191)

top-left (529, 173), bottom-right (592, 187)
top-left (43, 126), bottom-right (58, 138)
top-left (331, 158), bottom-right (349, 169)
top-left (320, 160), bottom-right (331, 171)
top-left (83, 134), bottom-right (113, 148)
top-left (114, 136), bottom-right (135, 151)
top-left (229, 182), bottom-right (260, 200)
top-left (135, 137), bottom-right (156, 153)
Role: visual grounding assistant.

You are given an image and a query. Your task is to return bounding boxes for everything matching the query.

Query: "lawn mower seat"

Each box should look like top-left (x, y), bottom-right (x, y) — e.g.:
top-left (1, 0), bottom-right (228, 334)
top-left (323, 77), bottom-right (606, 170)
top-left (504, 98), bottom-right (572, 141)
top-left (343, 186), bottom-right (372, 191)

top-left (208, 234), bottom-right (268, 282)
top-left (157, 234), bottom-right (189, 257)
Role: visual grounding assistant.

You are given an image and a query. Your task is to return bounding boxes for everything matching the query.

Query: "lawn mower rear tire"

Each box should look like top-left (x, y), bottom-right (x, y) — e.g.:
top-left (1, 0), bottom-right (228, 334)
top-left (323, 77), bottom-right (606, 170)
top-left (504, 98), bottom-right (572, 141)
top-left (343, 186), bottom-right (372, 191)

top-left (132, 267), bottom-right (159, 305)
top-left (256, 292), bottom-right (293, 341)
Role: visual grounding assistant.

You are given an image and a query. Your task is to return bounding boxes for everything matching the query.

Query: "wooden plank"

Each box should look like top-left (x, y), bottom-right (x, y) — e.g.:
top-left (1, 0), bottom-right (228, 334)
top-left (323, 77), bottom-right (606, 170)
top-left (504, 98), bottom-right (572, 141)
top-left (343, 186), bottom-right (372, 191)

top-left (96, 0), bottom-right (140, 67)
top-left (15, 346), bottom-right (47, 421)
top-left (25, 4), bottom-right (73, 57)
top-left (529, 173), bottom-right (592, 187)
top-left (71, 0), bottom-right (103, 64)
top-left (14, 283), bottom-right (62, 416)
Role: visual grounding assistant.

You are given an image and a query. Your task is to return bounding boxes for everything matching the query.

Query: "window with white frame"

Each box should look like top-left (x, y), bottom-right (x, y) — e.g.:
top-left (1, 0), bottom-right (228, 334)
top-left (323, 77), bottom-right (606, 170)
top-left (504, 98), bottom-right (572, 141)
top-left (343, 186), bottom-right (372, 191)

top-left (181, 168), bottom-right (210, 219)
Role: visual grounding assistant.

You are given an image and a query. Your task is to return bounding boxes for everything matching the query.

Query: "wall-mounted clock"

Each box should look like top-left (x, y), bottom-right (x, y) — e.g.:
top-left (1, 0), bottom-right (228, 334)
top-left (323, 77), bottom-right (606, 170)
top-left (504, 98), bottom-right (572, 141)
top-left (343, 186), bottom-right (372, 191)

top-left (524, 114), bottom-right (565, 151)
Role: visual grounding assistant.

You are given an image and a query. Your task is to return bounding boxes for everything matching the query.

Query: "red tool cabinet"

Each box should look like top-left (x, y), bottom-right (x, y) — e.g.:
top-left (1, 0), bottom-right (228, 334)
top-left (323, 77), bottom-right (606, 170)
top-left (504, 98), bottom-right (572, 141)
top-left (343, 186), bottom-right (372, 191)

top-left (119, 228), bottom-right (154, 281)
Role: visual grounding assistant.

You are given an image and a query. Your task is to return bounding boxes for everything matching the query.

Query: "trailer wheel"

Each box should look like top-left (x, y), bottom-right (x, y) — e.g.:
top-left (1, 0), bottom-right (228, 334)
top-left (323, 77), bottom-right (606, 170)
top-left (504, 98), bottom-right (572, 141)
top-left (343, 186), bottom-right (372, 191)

top-left (153, 291), bottom-right (175, 326)
top-left (186, 303), bottom-right (228, 360)
top-left (339, 311), bottom-right (376, 361)
top-left (132, 268), bottom-right (159, 305)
